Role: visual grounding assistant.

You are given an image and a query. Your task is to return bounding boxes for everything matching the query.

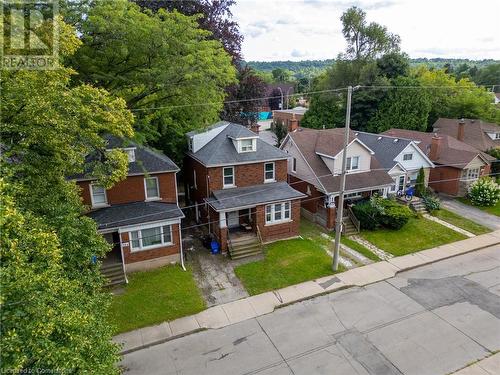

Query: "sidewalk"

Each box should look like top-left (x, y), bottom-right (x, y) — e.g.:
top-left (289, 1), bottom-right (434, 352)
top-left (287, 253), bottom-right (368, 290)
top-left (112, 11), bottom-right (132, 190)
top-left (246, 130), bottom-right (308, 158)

top-left (451, 352), bottom-right (500, 374)
top-left (114, 230), bottom-right (500, 354)
top-left (439, 194), bottom-right (500, 230)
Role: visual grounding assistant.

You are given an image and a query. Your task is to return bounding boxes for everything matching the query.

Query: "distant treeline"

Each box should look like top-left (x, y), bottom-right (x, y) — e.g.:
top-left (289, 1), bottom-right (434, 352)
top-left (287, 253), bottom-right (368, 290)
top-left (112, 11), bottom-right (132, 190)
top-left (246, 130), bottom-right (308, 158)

top-left (247, 58), bottom-right (500, 72)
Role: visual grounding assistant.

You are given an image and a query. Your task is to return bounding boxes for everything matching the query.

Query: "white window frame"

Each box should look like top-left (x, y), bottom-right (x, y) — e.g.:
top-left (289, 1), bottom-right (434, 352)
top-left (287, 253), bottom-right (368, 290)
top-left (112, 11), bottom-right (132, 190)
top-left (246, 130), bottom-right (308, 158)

top-left (188, 137), bottom-right (193, 151)
top-left (223, 166), bottom-right (235, 188)
top-left (403, 153), bottom-right (413, 161)
top-left (466, 168), bottom-right (480, 181)
top-left (238, 138), bottom-right (256, 153)
top-left (292, 157), bottom-right (297, 173)
top-left (123, 147), bottom-right (136, 162)
top-left (346, 156), bottom-right (360, 171)
top-left (144, 176), bottom-right (160, 200)
top-left (344, 192), bottom-right (362, 199)
top-left (264, 162), bottom-right (275, 183)
top-left (495, 133), bottom-right (500, 140)
top-left (265, 201), bottom-right (291, 225)
top-left (90, 184), bottom-right (108, 208)
top-left (129, 224), bottom-right (173, 252)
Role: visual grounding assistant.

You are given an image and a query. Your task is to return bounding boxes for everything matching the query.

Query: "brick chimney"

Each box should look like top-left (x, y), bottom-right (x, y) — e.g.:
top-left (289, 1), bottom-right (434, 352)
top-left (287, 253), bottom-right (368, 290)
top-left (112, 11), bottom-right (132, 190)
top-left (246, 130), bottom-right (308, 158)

top-left (250, 123), bottom-right (260, 134)
top-left (429, 134), bottom-right (442, 161)
top-left (457, 118), bottom-right (465, 141)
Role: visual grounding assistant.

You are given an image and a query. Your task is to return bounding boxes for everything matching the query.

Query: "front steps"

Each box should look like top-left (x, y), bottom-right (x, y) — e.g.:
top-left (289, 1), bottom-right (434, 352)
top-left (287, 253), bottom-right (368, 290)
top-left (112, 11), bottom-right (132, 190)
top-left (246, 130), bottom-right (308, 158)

top-left (342, 217), bottom-right (358, 236)
top-left (410, 198), bottom-right (428, 214)
top-left (229, 234), bottom-right (263, 260)
top-left (101, 262), bottom-right (126, 287)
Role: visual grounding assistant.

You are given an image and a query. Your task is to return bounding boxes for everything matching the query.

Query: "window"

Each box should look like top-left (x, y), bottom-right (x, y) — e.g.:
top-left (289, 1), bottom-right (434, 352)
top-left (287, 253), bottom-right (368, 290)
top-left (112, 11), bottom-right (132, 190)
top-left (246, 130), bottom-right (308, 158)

top-left (188, 137), bottom-right (193, 151)
top-left (346, 156), bottom-right (360, 171)
top-left (193, 170), bottom-right (197, 189)
top-left (239, 139), bottom-right (255, 152)
top-left (129, 224), bottom-right (173, 251)
top-left (292, 157), bottom-right (297, 173)
top-left (265, 201), bottom-right (291, 224)
top-left (466, 168), bottom-right (480, 180)
top-left (90, 184), bottom-right (107, 207)
top-left (495, 133), bottom-right (500, 140)
top-left (409, 172), bottom-right (418, 184)
top-left (345, 192), bottom-right (361, 199)
top-left (223, 166), bottom-right (235, 187)
top-left (123, 148), bottom-right (136, 162)
top-left (264, 162), bottom-right (275, 182)
top-left (403, 153), bottom-right (413, 161)
top-left (144, 177), bottom-right (160, 200)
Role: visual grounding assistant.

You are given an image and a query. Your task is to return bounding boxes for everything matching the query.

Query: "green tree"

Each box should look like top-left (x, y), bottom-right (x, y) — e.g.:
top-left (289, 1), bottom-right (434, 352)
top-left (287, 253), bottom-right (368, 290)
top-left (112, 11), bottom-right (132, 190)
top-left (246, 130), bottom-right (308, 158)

top-left (272, 67), bottom-right (294, 83)
top-left (415, 167), bottom-right (426, 197)
top-left (1, 17), bottom-right (134, 373)
top-left (474, 63), bottom-right (500, 92)
top-left (341, 6), bottom-right (400, 60)
top-left (367, 76), bottom-right (431, 133)
top-left (72, 0), bottom-right (236, 162)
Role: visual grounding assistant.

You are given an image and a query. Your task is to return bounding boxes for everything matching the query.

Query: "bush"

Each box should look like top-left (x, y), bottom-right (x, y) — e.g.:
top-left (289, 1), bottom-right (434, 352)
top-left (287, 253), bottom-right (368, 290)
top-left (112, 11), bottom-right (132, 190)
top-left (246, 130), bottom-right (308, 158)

top-left (352, 196), bottom-right (413, 230)
top-left (422, 194), bottom-right (441, 211)
top-left (468, 177), bottom-right (500, 206)
top-left (352, 200), bottom-right (379, 230)
top-left (415, 167), bottom-right (426, 197)
top-left (378, 199), bottom-right (413, 229)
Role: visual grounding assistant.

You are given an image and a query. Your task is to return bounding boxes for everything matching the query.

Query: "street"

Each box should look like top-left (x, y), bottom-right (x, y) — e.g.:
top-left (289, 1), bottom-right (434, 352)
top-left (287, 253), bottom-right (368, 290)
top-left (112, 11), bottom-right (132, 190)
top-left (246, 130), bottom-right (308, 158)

top-left (121, 245), bottom-right (500, 375)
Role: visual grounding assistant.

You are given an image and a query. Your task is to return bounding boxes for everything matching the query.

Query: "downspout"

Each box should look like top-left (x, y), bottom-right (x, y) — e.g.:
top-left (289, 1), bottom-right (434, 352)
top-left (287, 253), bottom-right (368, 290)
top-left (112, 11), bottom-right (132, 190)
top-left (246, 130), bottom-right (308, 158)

top-left (207, 174), bottom-right (211, 233)
top-left (179, 224), bottom-right (186, 271)
top-left (118, 231), bottom-right (128, 283)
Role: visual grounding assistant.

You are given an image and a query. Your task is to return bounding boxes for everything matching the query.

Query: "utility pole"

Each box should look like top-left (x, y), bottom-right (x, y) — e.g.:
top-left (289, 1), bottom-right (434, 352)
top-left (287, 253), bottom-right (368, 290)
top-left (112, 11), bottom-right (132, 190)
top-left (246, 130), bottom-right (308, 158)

top-left (277, 87), bottom-right (284, 110)
top-left (333, 85), bottom-right (353, 271)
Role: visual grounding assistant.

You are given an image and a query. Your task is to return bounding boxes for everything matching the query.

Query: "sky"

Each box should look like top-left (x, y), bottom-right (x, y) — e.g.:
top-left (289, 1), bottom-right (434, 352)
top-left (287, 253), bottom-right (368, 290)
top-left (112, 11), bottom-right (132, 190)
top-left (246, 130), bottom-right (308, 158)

top-left (232, 0), bottom-right (500, 61)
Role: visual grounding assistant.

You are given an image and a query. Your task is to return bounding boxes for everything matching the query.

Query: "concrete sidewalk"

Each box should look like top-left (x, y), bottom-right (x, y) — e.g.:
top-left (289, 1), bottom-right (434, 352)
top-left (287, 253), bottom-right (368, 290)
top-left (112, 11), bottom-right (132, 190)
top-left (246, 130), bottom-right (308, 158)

top-left (452, 352), bottom-right (500, 374)
top-left (114, 230), bottom-right (500, 354)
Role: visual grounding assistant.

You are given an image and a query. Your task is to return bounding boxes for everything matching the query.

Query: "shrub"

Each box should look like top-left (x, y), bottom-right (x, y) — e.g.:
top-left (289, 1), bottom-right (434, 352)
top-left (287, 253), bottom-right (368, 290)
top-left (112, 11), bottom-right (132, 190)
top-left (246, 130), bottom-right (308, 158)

top-left (468, 177), bottom-right (500, 206)
top-left (378, 199), bottom-right (413, 229)
top-left (422, 194), bottom-right (441, 211)
top-left (352, 196), bottom-right (413, 230)
top-left (352, 200), bottom-right (379, 230)
top-left (415, 167), bottom-right (426, 197)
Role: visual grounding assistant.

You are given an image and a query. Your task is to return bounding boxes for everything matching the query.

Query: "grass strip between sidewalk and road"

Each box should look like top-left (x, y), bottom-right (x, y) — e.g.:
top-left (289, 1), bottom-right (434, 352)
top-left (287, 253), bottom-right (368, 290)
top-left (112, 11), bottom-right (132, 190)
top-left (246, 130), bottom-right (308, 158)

top-left (109, 265), bottom-right (205, 334)
top-left (430, 209), bottom-right (491, 235)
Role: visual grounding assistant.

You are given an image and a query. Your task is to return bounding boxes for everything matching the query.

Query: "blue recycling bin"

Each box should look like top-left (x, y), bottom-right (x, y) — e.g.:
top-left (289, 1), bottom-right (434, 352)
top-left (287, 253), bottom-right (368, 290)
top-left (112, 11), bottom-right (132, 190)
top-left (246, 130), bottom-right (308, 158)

top-left (210, 240), bottom-right (220, 254)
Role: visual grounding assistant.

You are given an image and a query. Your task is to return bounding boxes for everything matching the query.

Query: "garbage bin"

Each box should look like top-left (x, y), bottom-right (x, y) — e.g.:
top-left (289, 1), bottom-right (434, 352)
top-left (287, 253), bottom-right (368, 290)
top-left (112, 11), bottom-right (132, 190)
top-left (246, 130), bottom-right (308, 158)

top-left (210, 240), bottom-right (220, 254)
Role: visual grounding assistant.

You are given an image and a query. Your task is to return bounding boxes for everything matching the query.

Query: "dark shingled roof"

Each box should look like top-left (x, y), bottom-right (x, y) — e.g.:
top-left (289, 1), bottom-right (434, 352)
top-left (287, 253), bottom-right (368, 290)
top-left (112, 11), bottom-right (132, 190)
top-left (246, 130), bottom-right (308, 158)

top-left (207, 182), bottom-right (305, 211)
top-left (187, 122), bottom-right (289, 166)
top-left (288, 128), bottom-right (393, 194)
top-left (432, 118), bottom-right (500, 152)
top-left (356, 132), bottom-right (412, 170)
top-left (73, 135), bottom-right (179, 180)
top-left (87, 201), bottom-right (184, 231)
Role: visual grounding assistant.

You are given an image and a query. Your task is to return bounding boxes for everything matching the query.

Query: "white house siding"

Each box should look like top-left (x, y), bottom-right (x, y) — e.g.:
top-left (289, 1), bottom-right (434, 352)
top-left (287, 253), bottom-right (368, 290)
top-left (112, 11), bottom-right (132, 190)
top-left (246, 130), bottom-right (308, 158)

top-left (281, 137), bottom-right (321, 189)
top-left (328, 140), bottom-right (372, 175)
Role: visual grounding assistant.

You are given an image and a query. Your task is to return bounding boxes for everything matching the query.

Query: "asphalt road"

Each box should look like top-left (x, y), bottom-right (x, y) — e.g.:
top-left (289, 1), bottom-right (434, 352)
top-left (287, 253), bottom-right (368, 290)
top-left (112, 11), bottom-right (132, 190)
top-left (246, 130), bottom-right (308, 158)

top-left (122, 245), bottom-right (500, 375)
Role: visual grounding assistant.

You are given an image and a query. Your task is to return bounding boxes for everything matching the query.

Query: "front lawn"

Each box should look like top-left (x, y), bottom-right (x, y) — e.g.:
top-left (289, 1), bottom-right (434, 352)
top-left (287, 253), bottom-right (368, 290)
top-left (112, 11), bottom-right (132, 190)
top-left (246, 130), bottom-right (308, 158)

top-left (360, 217), bottom-right (467, 257)
top-left (109, 265), bottom-right (205, 334)
top-left (431, 209), bottom-right (491, 235)
top-left (457, 197), bottom-right (500, 217)
top-left (234, 235), bottom-right (342, 295)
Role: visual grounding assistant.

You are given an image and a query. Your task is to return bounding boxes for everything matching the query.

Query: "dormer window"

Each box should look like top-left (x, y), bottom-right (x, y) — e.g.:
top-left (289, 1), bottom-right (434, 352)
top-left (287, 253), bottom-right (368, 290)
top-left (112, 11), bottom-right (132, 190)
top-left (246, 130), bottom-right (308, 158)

top-left (188, 137), bottom-right (193, 151)
top-left (238, 138), bottom-right (256, 153)
top-left (346, 156), bottom-right (360, 171)
top-left (123, 148), bottom-right (136, 162)
top-left (495, 133), bottom-right (500, 140)
top-left (403, 153), bottom-right (413, 161)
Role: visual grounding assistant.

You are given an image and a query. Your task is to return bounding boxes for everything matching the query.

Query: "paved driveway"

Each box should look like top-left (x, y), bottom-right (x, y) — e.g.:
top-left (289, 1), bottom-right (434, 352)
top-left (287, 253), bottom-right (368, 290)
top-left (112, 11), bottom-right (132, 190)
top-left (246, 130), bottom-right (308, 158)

top-left (439, 195), bottom-right (500, 230)
top-left (122, 246), bottom-right (500, 375)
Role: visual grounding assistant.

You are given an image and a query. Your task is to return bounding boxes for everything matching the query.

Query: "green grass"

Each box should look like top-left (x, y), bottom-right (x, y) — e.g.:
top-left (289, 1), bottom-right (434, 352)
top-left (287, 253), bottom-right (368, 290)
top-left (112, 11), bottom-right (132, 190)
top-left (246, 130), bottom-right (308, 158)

top-left (234, 237), bottom-right (343, 295)
top-left (340, 236), bottom-right (380, 262)
top-left (431, 209), bottom-right (491, 235)
top-left (457, 197), bottom-right (500, 217)
top-left (360, 217), bottom-right (467, 257)
top-left (109, 265), bottom-right (205, 334)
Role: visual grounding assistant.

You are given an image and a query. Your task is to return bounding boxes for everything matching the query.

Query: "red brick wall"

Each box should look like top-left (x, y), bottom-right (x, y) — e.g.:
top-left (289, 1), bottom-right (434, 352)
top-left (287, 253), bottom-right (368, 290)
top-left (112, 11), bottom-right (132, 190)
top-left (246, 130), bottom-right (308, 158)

top-left (289, 175), bottom-right (324, 214)
top-left (78, 172), bottom-right (177, 207)
top-left (119, 223), bottom-right (181, 264)
top-left (429, 166), bottom-right (461, 196)
top-left (255, 199), bottom-right (301, 243)
top-left (273, 112), bottom-right (304, 130)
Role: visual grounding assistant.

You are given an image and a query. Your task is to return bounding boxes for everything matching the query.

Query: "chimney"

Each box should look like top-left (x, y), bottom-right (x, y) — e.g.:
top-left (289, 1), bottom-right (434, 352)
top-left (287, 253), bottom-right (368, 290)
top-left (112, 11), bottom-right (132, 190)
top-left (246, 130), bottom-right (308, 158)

top-left (457, 118), bottom-right (465, 141)
top-left (289, 114), bottom-right (299, 131)
top-left (429, 134), bottom-right (442, 160)
top-left (250, 122), bottom-right (260, 134)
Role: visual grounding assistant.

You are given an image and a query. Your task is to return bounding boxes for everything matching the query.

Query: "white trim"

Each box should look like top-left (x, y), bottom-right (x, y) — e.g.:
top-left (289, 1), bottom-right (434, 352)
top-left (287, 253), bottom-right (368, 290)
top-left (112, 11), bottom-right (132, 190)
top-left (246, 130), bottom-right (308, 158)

top-left (316, 151), bottom-right (336, 160)
top-left (118, 218), bottom-right (181, 233)
top-left (144, 176), bottom-right (160, 200)
top-left (332, 138), bottom-right (375, 158)
top-left (128, 223), bottom-right (174, 252)
top-left (388, 162), bottom-right (408, 175)
top-left (90, 183), bottom-right (108, 208)
top-left (265, 201), bottom-right (291, 225)
top-left (402, 152), bottom-right (413, 161)
top-left (187, 152), bottom-right (288, 168)
top-left (237, 138), bottom-right (257, 153)
top-left (222, 166), bottom-right (235, 188)
top-left (403, 142), bottom-right (435, 168)
top-left (291, 157), bottom-right (297, 173)
top-left (75, 170), bottom-right (179, 182)
top-left (264, 162), bottom-right (276, 183)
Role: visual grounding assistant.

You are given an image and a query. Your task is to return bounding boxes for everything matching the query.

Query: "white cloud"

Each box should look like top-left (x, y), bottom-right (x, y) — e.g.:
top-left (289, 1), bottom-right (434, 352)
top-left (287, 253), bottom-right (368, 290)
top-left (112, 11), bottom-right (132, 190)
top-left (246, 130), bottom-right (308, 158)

top-left (233, 0), bottom-right (500, 61)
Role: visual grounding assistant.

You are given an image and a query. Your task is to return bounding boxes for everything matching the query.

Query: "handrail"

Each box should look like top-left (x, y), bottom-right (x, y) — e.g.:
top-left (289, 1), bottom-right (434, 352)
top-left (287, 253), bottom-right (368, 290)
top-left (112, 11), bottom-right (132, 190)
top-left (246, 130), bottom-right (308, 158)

top-left (256, 224), bottom-right (263, 245)
top-left (347, 205), bottom-right (361, 233)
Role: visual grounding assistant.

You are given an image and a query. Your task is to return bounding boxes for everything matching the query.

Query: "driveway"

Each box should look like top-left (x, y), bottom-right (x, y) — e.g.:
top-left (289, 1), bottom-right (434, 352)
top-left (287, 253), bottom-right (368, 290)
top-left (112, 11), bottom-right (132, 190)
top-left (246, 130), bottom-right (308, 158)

top-left (439, 194), bottom-right (500, 230)
top-left (122, 245), bottom-right (500, 375)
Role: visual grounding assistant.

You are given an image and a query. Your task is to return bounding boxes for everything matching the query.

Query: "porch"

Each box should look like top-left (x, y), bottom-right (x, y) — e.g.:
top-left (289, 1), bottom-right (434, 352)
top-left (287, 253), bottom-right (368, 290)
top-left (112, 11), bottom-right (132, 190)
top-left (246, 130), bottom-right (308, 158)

top-left (101, 232), bottom-right (127, 287)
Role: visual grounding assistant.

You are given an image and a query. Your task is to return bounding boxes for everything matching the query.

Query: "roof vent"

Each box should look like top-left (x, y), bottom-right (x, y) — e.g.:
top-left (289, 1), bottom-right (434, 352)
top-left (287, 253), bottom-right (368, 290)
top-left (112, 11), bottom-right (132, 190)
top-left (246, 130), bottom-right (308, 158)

top-left (377, 136), bottom-right (382, 140)
top-left (393, 138), bottom-right (398, 143)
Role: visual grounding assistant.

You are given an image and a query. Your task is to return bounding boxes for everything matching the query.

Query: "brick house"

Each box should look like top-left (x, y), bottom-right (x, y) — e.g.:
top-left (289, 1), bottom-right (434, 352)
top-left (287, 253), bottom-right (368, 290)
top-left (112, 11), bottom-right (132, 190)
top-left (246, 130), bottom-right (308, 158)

top-left (280, 128), bottom-right (394, 231)
top-left (273, 107), bottom-right (307, 132)
top-left (383, 129), bottom-right (494, 196)
top-left (75, 136), bottom-right (184, 284)
top-left (184, 122), bottom-right (305, 257)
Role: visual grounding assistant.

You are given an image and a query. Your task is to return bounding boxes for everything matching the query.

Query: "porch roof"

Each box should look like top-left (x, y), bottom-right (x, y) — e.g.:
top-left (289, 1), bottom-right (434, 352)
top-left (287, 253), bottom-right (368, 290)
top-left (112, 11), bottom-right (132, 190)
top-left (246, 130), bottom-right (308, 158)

top-left (207, 181), bottom-right (306, 211)
top-left (87, 201), bottom-right (184, 231)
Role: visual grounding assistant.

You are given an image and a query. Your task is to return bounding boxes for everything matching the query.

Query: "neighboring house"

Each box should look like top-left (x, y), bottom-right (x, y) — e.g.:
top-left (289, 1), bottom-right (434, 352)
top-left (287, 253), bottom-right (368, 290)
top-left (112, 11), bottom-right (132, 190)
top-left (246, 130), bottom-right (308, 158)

top-left (75, 136), bottom-right (184, 284)
top-left (280, 128), bottom-right (394, 230)
top-left (493, 92), bottom-right (500, 105)
top-left (273, 106), bottom-right (308, 132)
top-left (184, 122), bottom-right (305, 256)
top-left (382, 129), bottom-right (494, 197)
top-left (432, 118), bottom-right (500, 152)
top-left (355, 131), bottom-right (435, 194)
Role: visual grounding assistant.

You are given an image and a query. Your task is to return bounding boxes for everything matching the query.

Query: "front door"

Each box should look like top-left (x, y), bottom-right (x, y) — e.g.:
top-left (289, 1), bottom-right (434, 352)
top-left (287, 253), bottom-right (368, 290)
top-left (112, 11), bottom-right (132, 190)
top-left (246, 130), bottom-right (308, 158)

top-left (227, 211), bottom-right (239, 228)
top-left (398, 175), bottom-right (405, 191)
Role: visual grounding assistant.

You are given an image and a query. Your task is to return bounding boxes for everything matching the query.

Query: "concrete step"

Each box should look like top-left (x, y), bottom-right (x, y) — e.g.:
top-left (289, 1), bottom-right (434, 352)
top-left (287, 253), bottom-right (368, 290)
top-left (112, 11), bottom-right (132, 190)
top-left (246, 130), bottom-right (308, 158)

top-left (231, 249), bottom-right (262, 260)
top-left (101, 263), bottom-right (126, 287)
top-left (230, 245), bottom-right (262, 259)
top-left (230, 235), bottom-right (259, 246)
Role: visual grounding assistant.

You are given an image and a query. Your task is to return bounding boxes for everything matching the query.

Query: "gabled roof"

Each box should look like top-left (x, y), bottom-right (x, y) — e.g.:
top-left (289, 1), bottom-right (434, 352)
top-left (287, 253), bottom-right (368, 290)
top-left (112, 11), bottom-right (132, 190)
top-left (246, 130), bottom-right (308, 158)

top-left (286, 128), bottom-right (394, 194)
top-left (73, 135), bottom-right (179, 181)
top-left (432, 118), bottom-right (500, 152)
top-left (187, 122), bottom-right (289, 166)
top-left (87, 201), bottom-right (184, 231)
top-left (207, 181), bottom-right (306, 211)
top-left (356, 132), bottom-right (412, 169)
top-left (381, 129), bottom-right (494, 168)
